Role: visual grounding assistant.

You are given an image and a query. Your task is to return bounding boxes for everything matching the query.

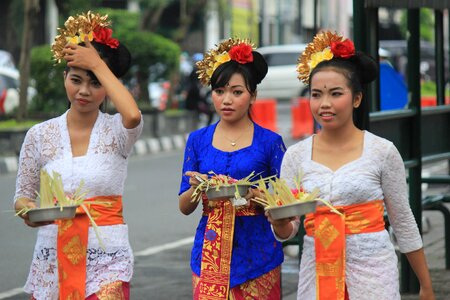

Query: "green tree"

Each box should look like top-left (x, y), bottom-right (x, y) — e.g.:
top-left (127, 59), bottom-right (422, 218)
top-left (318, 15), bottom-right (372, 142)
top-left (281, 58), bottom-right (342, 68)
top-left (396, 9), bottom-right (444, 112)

top-left (53, 0), bottom-right (102, 18)
top-left (29, 8), bottom-right (180, 114)
top-left (17, 0), bottom-right (40, 121)
top-left (137, 0), bottom-right (173, 32)
top-left (137, 0), bottom-right (208, 43)
top-left (400, 8), bottom-right (434, 42)
top-left (98, 8), bottom-right (180, 106)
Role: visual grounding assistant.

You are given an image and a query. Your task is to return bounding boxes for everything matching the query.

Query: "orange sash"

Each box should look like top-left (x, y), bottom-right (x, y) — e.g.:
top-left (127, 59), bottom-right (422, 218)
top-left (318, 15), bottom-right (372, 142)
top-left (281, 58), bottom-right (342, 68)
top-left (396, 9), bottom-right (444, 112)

top-left (197, 199), bottom-right (262, 299)
top-left (56, 195), bottom-right (124, 300)
top-left (304, 200), bottom-right (385, 300)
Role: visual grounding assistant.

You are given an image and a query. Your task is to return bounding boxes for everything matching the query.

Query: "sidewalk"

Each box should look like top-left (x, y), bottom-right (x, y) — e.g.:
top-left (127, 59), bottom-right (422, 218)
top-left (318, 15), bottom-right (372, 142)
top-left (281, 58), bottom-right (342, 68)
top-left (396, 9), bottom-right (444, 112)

top-left (0, 133), bottom-right (190, 174)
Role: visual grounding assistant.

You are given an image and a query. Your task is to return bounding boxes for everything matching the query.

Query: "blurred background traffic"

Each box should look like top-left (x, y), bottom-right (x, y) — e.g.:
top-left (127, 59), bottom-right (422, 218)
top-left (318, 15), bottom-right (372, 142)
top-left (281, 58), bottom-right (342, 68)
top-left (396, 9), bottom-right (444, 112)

top-left (0, 0), bottom-right (448, 130)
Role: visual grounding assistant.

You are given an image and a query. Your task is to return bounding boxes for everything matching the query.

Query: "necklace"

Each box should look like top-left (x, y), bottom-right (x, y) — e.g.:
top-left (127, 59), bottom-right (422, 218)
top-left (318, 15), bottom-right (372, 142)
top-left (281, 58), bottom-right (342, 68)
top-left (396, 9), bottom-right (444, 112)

top-left (219, 122), bottom-right (252, 147)
top-left (224, 133), bottom-right (244, 147)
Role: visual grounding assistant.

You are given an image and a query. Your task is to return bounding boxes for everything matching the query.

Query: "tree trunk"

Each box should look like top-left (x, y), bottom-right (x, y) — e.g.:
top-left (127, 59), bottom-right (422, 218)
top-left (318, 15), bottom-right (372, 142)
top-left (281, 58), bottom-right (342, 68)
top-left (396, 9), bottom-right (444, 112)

top-left (173, 0), bottom-right (207, 44)
top-left (0, 0), bottom-right (13, 54)
top-left (17, 0), bottom-right (40, 121)
top-left (140, 5), bottom-right (166, 32)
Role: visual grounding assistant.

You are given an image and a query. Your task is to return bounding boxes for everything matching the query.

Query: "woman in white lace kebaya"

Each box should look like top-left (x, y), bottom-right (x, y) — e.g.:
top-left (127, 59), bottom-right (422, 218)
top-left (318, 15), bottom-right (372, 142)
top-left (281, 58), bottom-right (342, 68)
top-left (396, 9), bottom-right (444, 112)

top-left (267, 31), bottom-right (435, 300)
top-left (13, 12), bottom-right (142, 300)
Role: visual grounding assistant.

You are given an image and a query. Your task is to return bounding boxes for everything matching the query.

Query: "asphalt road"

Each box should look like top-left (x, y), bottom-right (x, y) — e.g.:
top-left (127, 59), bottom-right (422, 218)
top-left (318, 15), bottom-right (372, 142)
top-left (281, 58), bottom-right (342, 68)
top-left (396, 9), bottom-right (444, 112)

top-left (1, 102), bottom-right (448, 299)
top-left (0, 149), bottom-right (300, 300)
top-left (0, 100), bottom-right (294, 299)
top-left (0, 150), bottom-right (203, 299)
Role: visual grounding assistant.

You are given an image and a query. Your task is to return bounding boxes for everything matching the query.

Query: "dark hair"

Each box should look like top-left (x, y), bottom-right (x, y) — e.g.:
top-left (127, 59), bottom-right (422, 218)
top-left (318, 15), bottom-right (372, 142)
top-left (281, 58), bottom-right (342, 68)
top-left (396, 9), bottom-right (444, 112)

top-left (65, 41), bottom-right (131, 86)
top-left (64, 67), bottom-right (108, 112)
top-left (65, 41), bottom-right (131, 81)
top-left (309, 51), bottom-right (378, 92)
top-left (308, 51), bottom-right (378, 129)
top-left (210, 51), bottom-right (268, 94)
top-left (64, 40), bottom-right (131, 112)
top-left (91, 41), bottom-right (131, 78)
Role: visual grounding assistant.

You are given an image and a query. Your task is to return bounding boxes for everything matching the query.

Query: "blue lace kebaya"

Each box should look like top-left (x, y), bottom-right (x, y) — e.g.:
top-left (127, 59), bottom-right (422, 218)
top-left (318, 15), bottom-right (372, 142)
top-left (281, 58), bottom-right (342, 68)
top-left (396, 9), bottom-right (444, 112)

top-left (179, 121), bottom-right (286, 287)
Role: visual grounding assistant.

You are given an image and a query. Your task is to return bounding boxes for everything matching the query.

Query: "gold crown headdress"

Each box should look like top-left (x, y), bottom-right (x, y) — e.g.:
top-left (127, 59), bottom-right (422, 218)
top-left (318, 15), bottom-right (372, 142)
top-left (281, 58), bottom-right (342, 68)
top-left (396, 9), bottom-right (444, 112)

top-left (51, 11), bottom-right (119, 63)
top-left (297, 31), bottom-right (356, 83)
top-left (196, 38), bottom-right (255, 86)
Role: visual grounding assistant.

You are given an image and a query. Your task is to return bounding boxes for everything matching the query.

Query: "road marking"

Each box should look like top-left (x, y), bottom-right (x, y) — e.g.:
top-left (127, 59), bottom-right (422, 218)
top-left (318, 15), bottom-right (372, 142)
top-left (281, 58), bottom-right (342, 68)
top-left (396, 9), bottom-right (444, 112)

top-left (0, 287), bottom-right (25, 299)
top-left (0, 237), bottom-right (195, 298)
top-left (134, 236), bottom-right (194, 257)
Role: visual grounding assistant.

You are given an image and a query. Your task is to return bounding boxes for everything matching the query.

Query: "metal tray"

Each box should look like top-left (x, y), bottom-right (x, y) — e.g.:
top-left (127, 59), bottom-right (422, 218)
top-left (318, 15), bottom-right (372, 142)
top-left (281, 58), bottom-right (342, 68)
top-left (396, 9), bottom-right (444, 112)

top-left (265, 201), bottom-right (317, 220)
top-left (206, 185), bottom-right (249, 200)
top-left (27, 205), bottom-right (78, 223)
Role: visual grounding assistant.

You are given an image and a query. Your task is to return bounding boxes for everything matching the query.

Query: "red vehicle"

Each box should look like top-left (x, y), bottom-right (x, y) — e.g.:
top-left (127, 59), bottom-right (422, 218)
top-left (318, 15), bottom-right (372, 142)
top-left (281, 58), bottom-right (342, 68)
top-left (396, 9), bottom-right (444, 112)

top-left (0, 67), bottom-right (36, 114)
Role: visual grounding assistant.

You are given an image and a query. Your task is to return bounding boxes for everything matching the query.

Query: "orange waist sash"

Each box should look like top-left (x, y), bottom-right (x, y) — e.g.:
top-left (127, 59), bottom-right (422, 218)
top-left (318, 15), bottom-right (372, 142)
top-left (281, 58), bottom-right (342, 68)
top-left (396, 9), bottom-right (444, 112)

top-left (304, 200), bottom-right (385, 300)
top-left (198, 198), bottom-right (261, 299)
top-left (56, 195), bottom-right (124, 300)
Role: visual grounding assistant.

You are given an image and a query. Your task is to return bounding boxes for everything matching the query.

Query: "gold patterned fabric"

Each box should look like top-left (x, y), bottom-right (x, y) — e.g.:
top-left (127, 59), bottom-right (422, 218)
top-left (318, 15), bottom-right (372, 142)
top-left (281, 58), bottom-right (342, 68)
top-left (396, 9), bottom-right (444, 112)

top-left (195, 198), bottom-right (267, 299)
top-left (56, 196), bottom-right (124, 299)
top-left (202, 198), bottom-right (264, 216)
top-left (91, 281), bottom-right (129, 300)
top-left (193, 266), bottom-right (281, 300)
top-left (196, 200), bottom-right (236, 299)
top-left (304, 200), bottom-right (385, 300)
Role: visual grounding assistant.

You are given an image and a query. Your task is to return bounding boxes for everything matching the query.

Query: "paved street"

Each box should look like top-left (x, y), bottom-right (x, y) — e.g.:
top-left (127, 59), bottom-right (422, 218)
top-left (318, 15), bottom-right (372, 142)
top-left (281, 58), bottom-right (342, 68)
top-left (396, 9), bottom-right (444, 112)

top-left (0, 102), bottom-right (449, 299)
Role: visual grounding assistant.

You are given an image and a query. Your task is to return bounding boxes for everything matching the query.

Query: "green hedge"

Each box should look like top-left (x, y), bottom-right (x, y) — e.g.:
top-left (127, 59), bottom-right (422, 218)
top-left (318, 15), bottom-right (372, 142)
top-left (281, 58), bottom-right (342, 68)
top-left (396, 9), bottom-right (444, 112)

top-left (29, 9), bottom-right (180, 114)
top-left (91, 8), bottom-right (181, 82)
top-left (30, 45), bottom-right (67, 114)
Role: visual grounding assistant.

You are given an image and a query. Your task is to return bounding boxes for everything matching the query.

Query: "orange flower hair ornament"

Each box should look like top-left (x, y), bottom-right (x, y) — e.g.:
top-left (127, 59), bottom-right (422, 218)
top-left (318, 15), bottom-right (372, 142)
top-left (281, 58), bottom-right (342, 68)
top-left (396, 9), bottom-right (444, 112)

top-left (51, 11), bottom-right (119, 63)
top-left (196, 38), bottom-right (255, 86)
top-left (297, 31), bottom-right (356, 83)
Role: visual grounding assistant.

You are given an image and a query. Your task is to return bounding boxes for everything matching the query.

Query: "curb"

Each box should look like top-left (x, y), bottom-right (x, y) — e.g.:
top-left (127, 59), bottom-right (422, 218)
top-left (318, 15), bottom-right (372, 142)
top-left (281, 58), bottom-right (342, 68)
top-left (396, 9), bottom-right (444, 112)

top-left (130, 134), bottom-right (189, 156)
top-left (0, 134), bottom-right (190, 175)
top-left (0, 156), bottom-right (18, 174)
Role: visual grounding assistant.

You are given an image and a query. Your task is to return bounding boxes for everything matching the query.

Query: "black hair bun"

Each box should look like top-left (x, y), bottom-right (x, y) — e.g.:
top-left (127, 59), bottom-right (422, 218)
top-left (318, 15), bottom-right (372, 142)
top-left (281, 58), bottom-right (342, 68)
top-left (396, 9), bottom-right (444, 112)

top-left (251, 51), bottom-right (268, 84)
top-left (113, 44), bottom-right (132, 78)
top-left (92, 42), bottom-right (131, 78)
top-left (351, 51), bottom-right (378, 84)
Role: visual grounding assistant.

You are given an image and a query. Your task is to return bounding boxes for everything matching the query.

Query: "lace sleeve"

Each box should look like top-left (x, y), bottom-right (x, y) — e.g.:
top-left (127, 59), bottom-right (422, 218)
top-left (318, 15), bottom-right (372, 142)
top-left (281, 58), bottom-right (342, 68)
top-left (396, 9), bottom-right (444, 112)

top-left (280, 146), bottom-right (299, 189)
top-left (114, 113), bottom-right (143, 156)
top-left (179, 132), bottom-right (198, 195)
top-left (382, 143), bottom-right (423, 253)
top-left (274, 147), bottom-right (301, 240)
top-left (14, 127), bottom-right (41, 203)
top-left (269, 135), bottom-right (286, 177)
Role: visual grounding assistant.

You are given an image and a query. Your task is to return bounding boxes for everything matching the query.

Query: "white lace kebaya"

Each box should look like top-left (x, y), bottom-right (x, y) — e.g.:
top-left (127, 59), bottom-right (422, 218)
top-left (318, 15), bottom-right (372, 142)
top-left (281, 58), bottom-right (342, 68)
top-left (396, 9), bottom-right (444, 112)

top-left (14, 110), bottom-right (143, 300)
top-left (277, 131), bottom-right (423, 300)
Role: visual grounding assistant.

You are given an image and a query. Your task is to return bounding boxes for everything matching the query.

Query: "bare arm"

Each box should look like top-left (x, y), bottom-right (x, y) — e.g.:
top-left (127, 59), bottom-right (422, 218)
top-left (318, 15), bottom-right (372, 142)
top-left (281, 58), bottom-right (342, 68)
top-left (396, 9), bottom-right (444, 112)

top-left (266, 212), bottom-right (297, 240)
top-left (178, 171), bottom-right (205, 215)
top-left (63, 38), bottom-right (141, 129)
top-left (179, 187), bottom-right (199, 215)
top-left (405, 248), bottom-right (435, 300)
top-left (15, 197), bottom-right (53, 227)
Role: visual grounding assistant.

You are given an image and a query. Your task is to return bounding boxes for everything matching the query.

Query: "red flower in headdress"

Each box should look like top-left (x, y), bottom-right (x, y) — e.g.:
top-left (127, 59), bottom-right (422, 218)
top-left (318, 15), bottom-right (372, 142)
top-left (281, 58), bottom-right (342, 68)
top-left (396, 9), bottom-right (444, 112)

top-left (93, 27), bottom-right (119, 49)
top-left (330, 39), bottom-right (355, 58)
top-left (229, 43), bottom-right (253, 64)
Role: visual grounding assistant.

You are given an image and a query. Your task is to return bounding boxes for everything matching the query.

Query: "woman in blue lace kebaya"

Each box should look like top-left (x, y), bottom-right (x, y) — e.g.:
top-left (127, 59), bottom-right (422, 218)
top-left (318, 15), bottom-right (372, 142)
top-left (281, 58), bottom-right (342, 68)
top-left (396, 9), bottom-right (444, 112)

top-left (178, 39), bottom-right (286, 299)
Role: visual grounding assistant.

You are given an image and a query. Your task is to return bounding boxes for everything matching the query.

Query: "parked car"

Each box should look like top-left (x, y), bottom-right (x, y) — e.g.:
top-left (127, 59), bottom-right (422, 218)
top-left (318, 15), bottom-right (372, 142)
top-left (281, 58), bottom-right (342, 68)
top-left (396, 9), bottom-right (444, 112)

top-left (148, 80), bottom-right (170, 111)
top-left (0, 67), bottom-right (36, 114)
top-left (0, 49), bottom-right (16, 69)
top-left (256, 44), bottom-right (308, 101)
top-left (379, 40), bottom-right (448, 82)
